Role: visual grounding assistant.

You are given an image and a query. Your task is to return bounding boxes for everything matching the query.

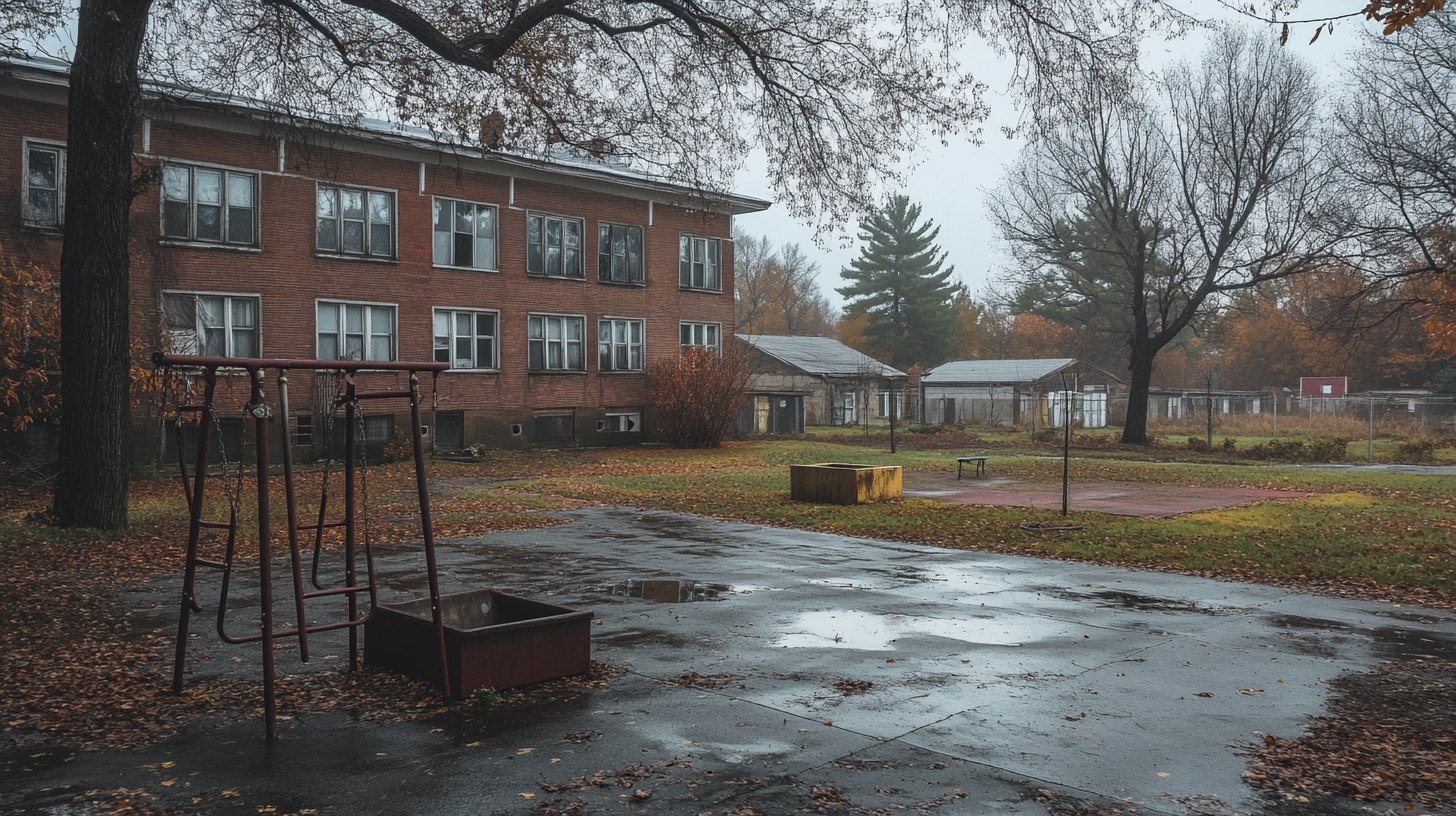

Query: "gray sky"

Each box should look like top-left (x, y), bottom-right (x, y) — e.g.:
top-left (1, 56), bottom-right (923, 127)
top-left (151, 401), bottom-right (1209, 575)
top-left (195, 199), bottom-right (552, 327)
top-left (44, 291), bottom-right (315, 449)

top-left (731, 1), bottom-right (1378, 314)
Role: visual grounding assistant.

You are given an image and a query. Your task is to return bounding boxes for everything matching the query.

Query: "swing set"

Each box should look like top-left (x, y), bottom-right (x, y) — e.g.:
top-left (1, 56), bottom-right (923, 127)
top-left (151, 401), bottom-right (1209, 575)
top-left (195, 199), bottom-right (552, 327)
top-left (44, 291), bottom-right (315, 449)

top-left (153, 352), bottom-right (450, 738)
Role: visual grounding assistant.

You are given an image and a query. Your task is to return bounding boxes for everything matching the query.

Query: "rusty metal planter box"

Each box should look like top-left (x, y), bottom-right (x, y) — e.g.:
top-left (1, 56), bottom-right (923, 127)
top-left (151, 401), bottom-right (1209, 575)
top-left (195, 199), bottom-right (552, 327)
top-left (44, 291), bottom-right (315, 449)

top-left (789, 463), bottom-right (902, 504)
top-left (365, 589), bottom-right (592, 699)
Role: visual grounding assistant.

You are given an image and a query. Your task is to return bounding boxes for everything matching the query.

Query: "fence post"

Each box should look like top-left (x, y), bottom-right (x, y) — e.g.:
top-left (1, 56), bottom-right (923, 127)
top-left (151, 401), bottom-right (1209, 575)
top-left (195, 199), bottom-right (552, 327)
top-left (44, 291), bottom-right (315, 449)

top-left (1368, 396), bottom-right (1375, 461)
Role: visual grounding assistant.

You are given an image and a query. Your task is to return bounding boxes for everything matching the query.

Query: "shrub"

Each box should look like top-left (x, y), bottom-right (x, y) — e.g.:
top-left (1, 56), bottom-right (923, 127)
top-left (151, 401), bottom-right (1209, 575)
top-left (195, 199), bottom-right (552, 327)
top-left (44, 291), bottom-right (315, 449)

top-left (1186, 436), bottom-right (1211, 452)
top-left (646, 346), bottom-right (751, 448)
top-left (1305, 436), bottom-right (1349, 462)
top-left (1393, 438), bottom-right (1436, 463)
top-left (1221, 437), bottom-right (1237, 452)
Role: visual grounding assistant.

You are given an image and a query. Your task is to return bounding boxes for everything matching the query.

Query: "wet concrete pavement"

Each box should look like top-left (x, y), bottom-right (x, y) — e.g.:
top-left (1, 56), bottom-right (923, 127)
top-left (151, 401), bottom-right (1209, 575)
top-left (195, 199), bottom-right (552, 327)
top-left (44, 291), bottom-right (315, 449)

top-left (8, 507), bottom-right (1456, 815)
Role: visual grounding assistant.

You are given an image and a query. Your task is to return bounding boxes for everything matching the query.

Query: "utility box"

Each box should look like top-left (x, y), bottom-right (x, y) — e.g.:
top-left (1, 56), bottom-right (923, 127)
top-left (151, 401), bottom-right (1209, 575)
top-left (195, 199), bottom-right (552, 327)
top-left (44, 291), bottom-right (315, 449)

top-left (789, 463), bottom-right (902, 504)
top-left (366, 589), bottom-right (592, 699)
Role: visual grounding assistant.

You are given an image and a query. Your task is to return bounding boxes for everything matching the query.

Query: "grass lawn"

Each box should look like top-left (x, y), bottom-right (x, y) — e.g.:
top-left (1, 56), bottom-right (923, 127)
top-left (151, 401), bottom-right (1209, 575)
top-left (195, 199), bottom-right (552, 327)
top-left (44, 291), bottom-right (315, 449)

top-left (465, 438), bottom-right (1456, 607)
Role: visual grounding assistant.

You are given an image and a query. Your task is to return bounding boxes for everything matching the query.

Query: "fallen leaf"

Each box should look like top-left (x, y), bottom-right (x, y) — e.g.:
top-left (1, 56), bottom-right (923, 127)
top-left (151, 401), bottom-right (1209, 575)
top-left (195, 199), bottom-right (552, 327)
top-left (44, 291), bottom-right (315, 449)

top-left (520, 792), bottom-right (535, 799)
top-left (1195, 692), bottom-right (1214, 698)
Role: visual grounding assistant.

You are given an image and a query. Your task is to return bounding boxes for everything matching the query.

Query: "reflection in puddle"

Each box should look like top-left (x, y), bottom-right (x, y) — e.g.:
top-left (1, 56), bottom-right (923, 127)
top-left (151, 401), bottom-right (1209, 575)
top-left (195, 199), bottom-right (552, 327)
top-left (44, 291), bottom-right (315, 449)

top-left (773, 609), bottom-right (1071, 650)
top-left (606, 579), bottom-right (728, 603)
top-left (1267, 614), bottom-right (1456, 662)
top-left (1030, 585), bottom-right (1221, 614)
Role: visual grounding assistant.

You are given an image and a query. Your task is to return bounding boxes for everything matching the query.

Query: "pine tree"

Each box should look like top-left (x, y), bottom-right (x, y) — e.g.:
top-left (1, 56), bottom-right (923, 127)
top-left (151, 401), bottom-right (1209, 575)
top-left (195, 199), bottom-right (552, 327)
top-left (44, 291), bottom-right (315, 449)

top-left (837, 196), bottom-right (959, 369)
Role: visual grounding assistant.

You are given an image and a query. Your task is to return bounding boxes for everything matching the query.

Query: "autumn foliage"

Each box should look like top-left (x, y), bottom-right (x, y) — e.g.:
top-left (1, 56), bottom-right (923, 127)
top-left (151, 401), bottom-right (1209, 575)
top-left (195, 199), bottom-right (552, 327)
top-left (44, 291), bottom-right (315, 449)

top-left (0, 251), bottom-right (60, 432)
top-left (645, 347), bottom-right (751, 448)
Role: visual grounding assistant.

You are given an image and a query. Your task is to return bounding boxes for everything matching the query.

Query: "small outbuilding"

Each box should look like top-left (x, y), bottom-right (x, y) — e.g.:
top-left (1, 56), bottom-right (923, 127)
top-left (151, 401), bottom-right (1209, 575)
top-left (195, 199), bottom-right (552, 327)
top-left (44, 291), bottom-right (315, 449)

top-left (920, 358), bottom-right (1125, 428)
top-left (737, 335), bottom-right (907, 433)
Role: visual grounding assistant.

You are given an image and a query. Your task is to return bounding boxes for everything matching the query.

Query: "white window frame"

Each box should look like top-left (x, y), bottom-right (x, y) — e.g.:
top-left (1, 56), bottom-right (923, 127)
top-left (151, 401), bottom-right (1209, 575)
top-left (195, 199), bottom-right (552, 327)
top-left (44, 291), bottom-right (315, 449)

top-left (316, 299), bottom-right (397, 362)
top-left (679, 234), bottom-right (722, 291)
top-left (526, 211), bottom-right (585, 279)
top-left (679, 321), bottom-right (721, 355)
top-left (317, 183), bottom-right (396, 259)
top-left (598, 222), bottom-right (645, 284)
top-left (601, 410), bottom-right (642, 433)
top-left (433, 307), bottom-right (499, 371)
top-left (598, 317), bottom-right (644, 372)
top-left (432, 197), bottom-right (498, 270)
top-left (527, 313), bottom-right (586, 371)
top-left (161, 290), bottom-right (261, 358)
top-left (22, 139), bottom-right (65, 228)
top-left (161, 162), bottom-right (258, 246)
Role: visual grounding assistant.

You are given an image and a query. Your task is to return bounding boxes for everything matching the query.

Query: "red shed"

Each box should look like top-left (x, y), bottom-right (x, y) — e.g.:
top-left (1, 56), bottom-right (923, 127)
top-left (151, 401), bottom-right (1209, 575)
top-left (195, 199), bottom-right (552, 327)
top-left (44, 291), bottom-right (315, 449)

top-left (1299, 377), bottom-right (1348, 398)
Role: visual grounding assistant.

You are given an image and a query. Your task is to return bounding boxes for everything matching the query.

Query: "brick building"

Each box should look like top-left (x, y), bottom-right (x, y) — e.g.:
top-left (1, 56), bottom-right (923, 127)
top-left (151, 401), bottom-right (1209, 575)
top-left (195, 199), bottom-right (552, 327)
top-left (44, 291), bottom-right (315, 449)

top-left (1, 55), bottom-right (769, 456)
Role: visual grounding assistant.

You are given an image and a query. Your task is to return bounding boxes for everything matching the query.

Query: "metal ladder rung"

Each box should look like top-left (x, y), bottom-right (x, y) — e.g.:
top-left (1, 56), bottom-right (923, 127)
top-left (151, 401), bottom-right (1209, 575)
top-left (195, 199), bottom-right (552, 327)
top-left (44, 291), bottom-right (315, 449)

top-left (302, 584), bottom-right (372, 600)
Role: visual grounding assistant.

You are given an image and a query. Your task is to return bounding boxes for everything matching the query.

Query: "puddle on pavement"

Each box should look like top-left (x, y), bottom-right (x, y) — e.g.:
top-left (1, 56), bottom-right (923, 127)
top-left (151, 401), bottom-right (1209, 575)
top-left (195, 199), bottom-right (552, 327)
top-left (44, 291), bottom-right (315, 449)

top-left (1268, 614), bottom-right (1456, 662)
top-left (602, 579), bottom-right (730, 603)
top-left (1031, 585), bottom-right (1223, 614)
top-left (773, 609), bottom-right (1071, 650)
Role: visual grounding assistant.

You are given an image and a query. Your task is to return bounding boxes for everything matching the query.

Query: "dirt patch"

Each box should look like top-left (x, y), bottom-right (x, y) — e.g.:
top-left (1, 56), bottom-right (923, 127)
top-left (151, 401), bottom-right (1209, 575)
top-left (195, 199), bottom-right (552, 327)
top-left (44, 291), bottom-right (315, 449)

top-left (833, 679), bottom-right (875, 695)
top-left (1245, 660), bottom-right (1456, 809)
top-left (902, 470), bottom-right (1310, 517)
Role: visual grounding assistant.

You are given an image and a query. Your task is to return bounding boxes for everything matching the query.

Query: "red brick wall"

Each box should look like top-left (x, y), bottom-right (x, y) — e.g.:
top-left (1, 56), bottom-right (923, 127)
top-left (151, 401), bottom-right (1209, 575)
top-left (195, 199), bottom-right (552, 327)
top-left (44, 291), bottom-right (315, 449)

top-left (1, 91), bottom-right (745, 451)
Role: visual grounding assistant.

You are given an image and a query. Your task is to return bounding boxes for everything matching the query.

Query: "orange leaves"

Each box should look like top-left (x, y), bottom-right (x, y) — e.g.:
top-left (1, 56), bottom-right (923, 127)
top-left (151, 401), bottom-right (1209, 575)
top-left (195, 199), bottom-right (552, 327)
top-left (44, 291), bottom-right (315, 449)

top-left (0, 248), bottom-right (60, 432)
top-left (1363, 0), bottom-right (1447, 35)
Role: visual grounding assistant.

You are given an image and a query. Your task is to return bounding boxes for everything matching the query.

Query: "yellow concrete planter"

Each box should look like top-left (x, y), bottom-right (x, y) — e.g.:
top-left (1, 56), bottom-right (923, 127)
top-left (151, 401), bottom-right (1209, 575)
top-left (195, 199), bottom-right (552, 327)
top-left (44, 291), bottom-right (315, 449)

top-left (789, 463), bottom-right (903, 505)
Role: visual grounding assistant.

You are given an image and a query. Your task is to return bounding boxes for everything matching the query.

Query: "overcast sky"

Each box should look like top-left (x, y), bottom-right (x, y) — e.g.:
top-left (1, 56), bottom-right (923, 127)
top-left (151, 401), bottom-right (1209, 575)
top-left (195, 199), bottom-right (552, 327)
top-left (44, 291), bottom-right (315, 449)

top-left (731, 1), bottom-right (1379, 314)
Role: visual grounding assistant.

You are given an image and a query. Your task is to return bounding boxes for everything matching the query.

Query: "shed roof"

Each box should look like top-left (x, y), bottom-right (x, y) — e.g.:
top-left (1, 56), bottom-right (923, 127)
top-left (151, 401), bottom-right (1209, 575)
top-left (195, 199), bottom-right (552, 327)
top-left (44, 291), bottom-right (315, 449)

top-left (922, 358), bottom-right (1076, 385)
top-left (738, 335), bottom-right (905, 378)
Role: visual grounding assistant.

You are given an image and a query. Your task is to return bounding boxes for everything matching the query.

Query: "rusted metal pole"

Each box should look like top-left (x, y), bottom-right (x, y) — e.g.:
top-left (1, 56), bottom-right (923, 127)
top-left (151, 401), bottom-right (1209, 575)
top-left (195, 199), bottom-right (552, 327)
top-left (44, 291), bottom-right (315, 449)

top-left (343, 373), bottom-right (359, 672)
top-left (277, 371), bottom-right (310, 664)
top-left (410, 372), bottom-right (452, 699)
top-left (172, 369), bottom-right (217, 693)
top-left (248, 369), bottom-right (278, 739)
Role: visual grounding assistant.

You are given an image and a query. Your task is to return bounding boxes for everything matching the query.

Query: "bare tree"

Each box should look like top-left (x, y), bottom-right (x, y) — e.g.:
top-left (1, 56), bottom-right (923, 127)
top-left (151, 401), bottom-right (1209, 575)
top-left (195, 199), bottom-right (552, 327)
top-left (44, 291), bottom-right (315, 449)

top-left (1335, 11), bottom-right (1456, 277)
top-left (991, 28), bottom-right (1340, 444)
top-left (734, 229), bottom-right (836, 336)
top-left (3, 0), bottom-right (1205, 528)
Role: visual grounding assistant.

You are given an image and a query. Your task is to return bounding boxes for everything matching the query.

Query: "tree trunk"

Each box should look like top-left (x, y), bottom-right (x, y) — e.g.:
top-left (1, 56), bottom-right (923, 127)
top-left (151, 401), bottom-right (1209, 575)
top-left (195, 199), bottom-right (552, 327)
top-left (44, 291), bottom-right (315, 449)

top-left (53, 0), bottom-right (154, 529)
top-left (1121, 338), bottom-right (1156, 445)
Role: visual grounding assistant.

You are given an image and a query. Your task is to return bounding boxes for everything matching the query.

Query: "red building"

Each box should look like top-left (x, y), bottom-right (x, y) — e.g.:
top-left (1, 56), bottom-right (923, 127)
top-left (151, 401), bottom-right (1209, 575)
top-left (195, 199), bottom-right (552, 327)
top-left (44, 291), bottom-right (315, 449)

top-left (1, 55), bottom-right (769, 455)
top-left (1299, 377), bottom-right (1348, 399)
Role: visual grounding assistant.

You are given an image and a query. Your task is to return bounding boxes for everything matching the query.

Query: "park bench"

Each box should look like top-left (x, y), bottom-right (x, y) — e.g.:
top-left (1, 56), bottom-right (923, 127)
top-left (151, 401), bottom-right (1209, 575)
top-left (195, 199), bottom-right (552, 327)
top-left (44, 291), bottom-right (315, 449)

top-left (956, 455), bottom-right (988, 479)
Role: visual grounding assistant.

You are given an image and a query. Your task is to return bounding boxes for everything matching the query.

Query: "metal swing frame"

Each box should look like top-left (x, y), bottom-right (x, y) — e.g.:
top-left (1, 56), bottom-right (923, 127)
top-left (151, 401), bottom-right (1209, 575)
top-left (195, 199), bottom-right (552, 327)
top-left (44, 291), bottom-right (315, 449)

top-left (155, 353), bottom-right (450, 738)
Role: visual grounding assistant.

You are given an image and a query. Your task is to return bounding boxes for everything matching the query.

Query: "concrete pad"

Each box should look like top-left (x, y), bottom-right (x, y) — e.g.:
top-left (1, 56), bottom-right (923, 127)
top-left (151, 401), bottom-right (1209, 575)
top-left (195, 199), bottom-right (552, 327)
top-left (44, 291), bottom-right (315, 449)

top-left (6, 507), bottom-right (1456, 816)
top-left (903, 471), bottom-right (1312, 517)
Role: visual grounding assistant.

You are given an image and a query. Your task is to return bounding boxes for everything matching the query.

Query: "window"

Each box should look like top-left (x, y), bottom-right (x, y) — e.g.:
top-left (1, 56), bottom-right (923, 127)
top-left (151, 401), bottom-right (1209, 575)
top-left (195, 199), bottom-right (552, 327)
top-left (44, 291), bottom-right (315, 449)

top-left (317, 184), bottom-right (394, 258)
top-left (878, 391), bottom-right (900, 418)
top-left (598, 223), bottom-right (644, 284)
top-left (24, 142), bottom-right (63, 227)
top-left (434, 308), bottom-right (498, 370)
top-left (679, 235), bottom-right (721, 291)
top-left (528, 314), bottom-right (585, 371)
top-left (162, 292), bottom-right (260, 357)
top-left (363, 415), bottom-right (394, 443)
top-left (433, 198), bottom-right (497, 269)
top-left (317, 301), bottom-right (396, 361)
top-left (598, 318), bottom-right (644, 372)
top-left (162, 164), bottom-right (257, 245)
top-left (600, 411), bottom-right (641, 432)
top-left (679, 322), bottom-right (720, 355)
top-left (1321, 384), bottom-right (1333, 395)
top-left (526, 212), bottom-right (583, 278)
top-left (534, 412), bottom-right (575, 440)
top-left (290, 415), bottom-right (314, 447)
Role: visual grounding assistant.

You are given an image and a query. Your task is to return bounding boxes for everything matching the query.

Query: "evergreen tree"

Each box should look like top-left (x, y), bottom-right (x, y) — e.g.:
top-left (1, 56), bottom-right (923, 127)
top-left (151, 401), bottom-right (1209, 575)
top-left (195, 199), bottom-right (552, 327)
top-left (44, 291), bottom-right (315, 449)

top-left (836, 196), bottom-right (959, 369)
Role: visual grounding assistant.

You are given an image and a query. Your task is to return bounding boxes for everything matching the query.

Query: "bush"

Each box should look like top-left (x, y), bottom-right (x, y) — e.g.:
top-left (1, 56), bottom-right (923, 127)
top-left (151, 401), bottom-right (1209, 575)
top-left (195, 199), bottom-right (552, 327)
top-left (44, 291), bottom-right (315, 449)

top-left (1392, 438), bottom-right (1436, 463)
top-left (1186, 436), bottom-right (1211, 452)
top-left (1221, 437), bottom-right (1237, 452)
top-left (1245, 436), bottom-right (1348, 462)
top-left (1305, 436), bottom-right (1349, 462)
top-left (646, 347), bottom-right (751, 448)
